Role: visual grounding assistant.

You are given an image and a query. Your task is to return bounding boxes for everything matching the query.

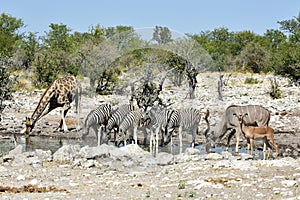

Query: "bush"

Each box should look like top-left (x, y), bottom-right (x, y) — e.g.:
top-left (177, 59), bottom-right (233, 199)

top-left (244, 77), bottom-right (259, 84)
top-left (269, 78), bottom-right (281, 99)
top-left (0, 63), bottom-right (13, 115)
top-left (271, 42), bottom-right (300, 82)
top-left (32, 49), bottom-right (79, 88)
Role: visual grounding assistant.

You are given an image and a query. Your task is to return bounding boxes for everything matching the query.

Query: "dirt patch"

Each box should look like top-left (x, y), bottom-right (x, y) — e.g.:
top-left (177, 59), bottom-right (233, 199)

top-left (0, 184), bottom-right (68, 193)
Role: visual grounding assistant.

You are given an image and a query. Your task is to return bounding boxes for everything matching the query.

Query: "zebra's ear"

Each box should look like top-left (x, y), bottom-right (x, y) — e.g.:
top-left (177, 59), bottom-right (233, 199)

top-left (145, 106), bottom-right (152, 112)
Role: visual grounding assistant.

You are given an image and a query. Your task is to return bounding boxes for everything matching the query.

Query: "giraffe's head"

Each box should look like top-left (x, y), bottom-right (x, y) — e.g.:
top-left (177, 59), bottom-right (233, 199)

top-left (22, 116), bottom-right (34, 135)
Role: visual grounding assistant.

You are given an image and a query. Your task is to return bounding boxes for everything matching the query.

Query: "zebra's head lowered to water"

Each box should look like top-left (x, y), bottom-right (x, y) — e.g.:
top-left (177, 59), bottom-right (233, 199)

top-left (82, 103), bottom-right (112, 140)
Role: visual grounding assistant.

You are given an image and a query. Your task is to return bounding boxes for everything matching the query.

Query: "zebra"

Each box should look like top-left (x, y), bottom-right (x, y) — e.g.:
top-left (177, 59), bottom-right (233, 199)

top-left (142, 105), bottom-right (175, 155)
top-left (116, 107), bottom-right (146, 146)
top-left (106, 104), bottom-right (137, 145)
top-left (165, 107), bottom-right (210, 154)
top-left (82, 103), bottom-right (112, 146)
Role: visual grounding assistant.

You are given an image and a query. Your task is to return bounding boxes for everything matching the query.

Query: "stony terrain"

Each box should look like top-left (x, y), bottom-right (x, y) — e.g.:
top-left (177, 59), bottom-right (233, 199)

top-left (0, 144), bottom-right (299, 200)
top-left (0, 72), bottom-right (300, 199)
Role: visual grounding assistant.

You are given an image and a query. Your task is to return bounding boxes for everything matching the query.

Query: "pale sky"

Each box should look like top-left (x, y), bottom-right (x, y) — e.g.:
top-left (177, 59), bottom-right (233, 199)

top-left (1, 0), bottom-right (300, 36)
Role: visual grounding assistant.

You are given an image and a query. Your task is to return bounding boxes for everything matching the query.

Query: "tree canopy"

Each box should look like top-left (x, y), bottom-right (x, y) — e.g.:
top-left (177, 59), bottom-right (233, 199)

top-left (0, 11), bottom-right (300, 94)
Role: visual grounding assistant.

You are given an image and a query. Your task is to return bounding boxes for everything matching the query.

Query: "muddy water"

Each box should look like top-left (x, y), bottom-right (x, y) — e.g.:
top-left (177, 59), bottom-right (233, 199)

top-left (0, 133), bottom-right (264, 159)
top-left (0, 133), bottom-right (98, 155)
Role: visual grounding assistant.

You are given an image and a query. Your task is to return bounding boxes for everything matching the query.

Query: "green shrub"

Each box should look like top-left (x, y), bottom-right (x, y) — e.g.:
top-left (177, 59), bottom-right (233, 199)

top-left (186, 191), bottom-right (196, 197)
top-left (0, 63), bottom-right (13, 114)
top-left (178, 181), bottom-right (186, 189)
top-left (244, 77), bottom-right (259, 84)
top-left (269, 78), bottom-right (281, 99)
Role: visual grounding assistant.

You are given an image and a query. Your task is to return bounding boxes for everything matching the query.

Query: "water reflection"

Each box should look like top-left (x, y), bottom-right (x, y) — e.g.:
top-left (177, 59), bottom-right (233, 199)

top-left (0, 133), bottom-right (263, 159)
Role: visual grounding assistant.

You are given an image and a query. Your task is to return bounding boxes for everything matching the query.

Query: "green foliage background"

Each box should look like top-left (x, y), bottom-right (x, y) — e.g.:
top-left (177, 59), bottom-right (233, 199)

top-left (0, 11), bottom-right (300, 95)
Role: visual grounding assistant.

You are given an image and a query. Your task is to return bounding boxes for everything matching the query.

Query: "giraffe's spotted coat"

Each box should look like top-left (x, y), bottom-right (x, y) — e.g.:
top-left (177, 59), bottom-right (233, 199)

top-left (25, 74), bottom-right (81, 134)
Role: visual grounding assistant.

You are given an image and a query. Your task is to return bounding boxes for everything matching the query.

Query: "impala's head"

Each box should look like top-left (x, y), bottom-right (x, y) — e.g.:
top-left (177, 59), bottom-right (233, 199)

top-left (233, 113), bottom-right (248, 124)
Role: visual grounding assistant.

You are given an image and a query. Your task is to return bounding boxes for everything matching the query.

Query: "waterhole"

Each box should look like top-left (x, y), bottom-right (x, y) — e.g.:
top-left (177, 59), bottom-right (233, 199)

top-left (0, 133), bottom-right (265, 159)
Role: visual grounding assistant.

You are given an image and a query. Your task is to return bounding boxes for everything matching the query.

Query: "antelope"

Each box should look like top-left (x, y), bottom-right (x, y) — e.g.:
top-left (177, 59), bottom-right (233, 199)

top-left (210, 105), bottom-right (270, 154)
top-left (233, 113), bottom-right (278, 160)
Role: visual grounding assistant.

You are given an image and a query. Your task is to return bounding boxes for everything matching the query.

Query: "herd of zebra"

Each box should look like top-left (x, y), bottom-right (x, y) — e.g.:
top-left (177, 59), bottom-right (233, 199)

top-left (82, 100), bottom-right (210, 155)
top-left (20, 74), bottom-right (278, 158)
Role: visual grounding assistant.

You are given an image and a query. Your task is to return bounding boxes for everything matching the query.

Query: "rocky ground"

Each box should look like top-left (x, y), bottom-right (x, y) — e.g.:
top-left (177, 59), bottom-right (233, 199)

top-left (0, 144), bottom-right (299, 199)
top-left (0, 72), bottom-right (300, 199)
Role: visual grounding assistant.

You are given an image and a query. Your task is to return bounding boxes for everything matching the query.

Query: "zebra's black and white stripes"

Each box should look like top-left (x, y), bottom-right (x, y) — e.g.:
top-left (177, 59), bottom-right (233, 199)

top-left (143, 106), bottom-right (175, 155)
top-left (107, 104), bottom-right (136, 145)
top-left (166, 107), bottom-right (209, 153)
top-left (82, 100), bottom-right (210, 155)
top-left (82, 103), bottom-right (112, 146)
top-left (117, 107), bottom-right (146, 145)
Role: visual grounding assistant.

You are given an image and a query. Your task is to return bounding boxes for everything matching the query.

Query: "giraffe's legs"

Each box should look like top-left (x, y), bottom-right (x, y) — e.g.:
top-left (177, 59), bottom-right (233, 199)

top-left (59, 103), bottom-right (71, 132)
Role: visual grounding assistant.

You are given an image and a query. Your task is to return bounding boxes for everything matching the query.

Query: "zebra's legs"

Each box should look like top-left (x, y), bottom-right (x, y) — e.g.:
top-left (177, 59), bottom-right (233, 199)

top-left (170, 136), bottom-right (173, 154)
top-left (191, 127), bottom-right (198, 148)
top-left (97, 126), bottom-right (104, 146)
top-left (179, 126), bottom-right (183, 154)
top-left (149, 129), bottom-right (154, 155)
top-left (124, 130), bottom-right (129, 146)
top-left (143, 128), bottom-right (148, 146)
top-left (133, 126), bottom-right (138, 145)
top-left (82, 126), bottom-right (90, 139)
top-left (155, 128), bottom-right (159, 156)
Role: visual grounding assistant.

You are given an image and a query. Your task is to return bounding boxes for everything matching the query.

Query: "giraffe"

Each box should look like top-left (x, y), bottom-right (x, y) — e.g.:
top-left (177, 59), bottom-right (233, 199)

top-left (22, 73), bottom-right (81, 135)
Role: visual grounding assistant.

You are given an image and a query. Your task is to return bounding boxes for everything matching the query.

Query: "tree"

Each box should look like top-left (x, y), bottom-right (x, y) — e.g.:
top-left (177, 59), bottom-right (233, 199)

top-left (238, 42), bottom-right (270, 73)
top-left (32, 23), bottom-right (81, 86)
top-left (105, 26), bottom-right (143, 52)
top-left (43, 23), bottom-right (74, 52)
top-left (0, 13), bottom-right (24, 57)
top-left (166, 38), bottom-right (214, 98)
top-left (11, 32), bottom-right (39, 69)
top-left (278, 12), bottom-right (300, 43)
top-left (86, 24), bottom-right (106, 44)
top-left (231, 30), bottom-right (256, 56)
top-left (271, 42), bottom-right (300, 81)
top-left (192, 28), bottom-right (233, 71)
top-left (0, 60), bottom-right (14, 116)
top-left (152, 26), bottom-right (173, 45)
top-left (131, 66), bottom-right (171, 109)
top-left (271, 13), bottom-right (300, 81)
top-left (264, 29), bottom-right (287, 49)
top-left (80, 40), bottom-right (119, 92)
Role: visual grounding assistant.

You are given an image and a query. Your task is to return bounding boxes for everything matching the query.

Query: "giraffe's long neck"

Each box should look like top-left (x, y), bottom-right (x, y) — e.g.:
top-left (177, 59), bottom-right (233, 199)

top-left (31, 82), bottom-right (57, 125)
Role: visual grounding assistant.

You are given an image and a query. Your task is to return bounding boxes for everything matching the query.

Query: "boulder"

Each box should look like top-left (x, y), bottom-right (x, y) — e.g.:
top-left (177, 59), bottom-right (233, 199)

top-left (53, 144), bottom-right (80, 163)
